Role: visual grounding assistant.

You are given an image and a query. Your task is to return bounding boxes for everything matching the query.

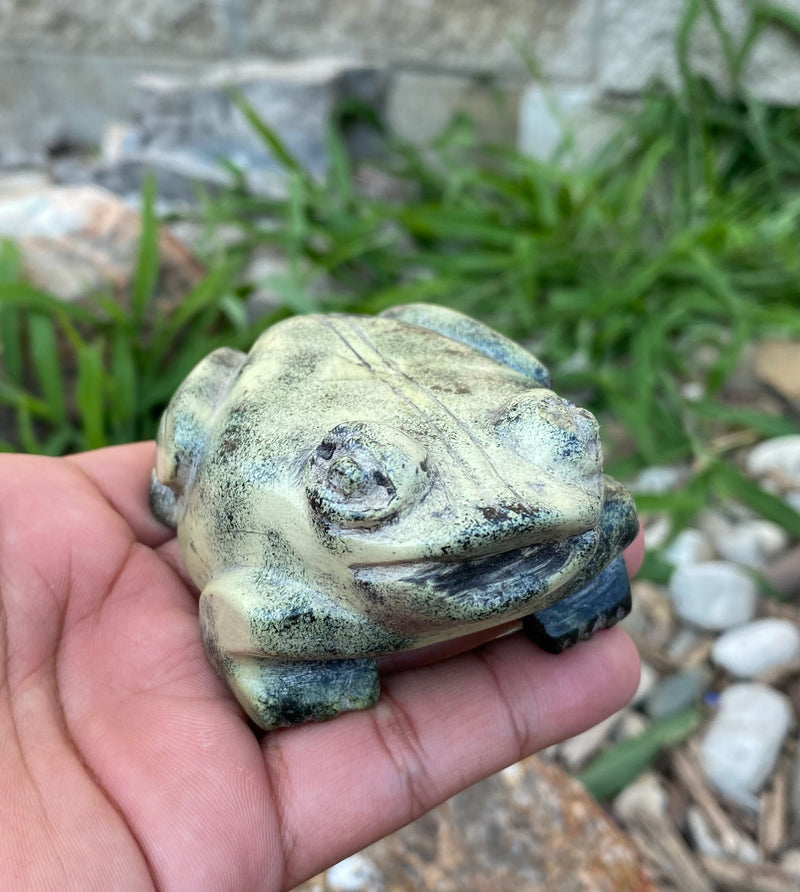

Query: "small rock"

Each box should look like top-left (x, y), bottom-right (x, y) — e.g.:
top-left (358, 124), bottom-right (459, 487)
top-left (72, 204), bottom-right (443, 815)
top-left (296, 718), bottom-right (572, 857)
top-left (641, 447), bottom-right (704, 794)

top-left (685, 806), bottom-right (724, 858)
top-left (559, 711), bottom-right (625, 771)
top-left (686, 805), bottom-right (760, 864)
top-left (666, 628), bottom-right (711, 664)
top-left (631, 662), bottom-right (659, 707)
top-left (662, 528), bottom-right (714, 568)
top-left (614, 772), bottom-right (667, 823)
top-left (711, 618), bottom-right (800, 678)
top-left (615, 711), bottom-right (650, 741)
top-left (641, 513), bottom-right (671, 549)
top-left (700, 683), bottom-right (793, 809)
top-left (669, 561), bottom-right (758, 631)
top-left (747, 435), bottom-right (800, 493)
top-left (623, 580), bottom-right (674, 649)
top-left (630, 465), bottom-right (689, 494)
top-left (703, 513), bottom-right (789, 569)
top-left (325, 854), bottom-right (381, 892)
top-left (754, 338), bottom-right (800, 404)
top-left (643, 668), bottom-right (710, 720)
top-left (781, 849), bottom-right (800, 880)
top-left (0, 183), bottom-right (204, 303)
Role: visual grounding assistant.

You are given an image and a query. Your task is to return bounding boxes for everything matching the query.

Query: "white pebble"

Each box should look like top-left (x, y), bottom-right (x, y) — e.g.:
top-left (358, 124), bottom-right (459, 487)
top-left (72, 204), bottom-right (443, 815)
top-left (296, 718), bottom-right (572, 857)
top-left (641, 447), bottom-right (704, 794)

top-left (781, 849), bottom-right (800, 880)
top-left (747, 435), bottom-right (800, 491)
top-left (630, 465), bottom-right (688, 494)
top-left (327, 854), bottom-right (381, 892)
top-left (686, 806), bottom-right (724, 858)
top-left (712, 618), bottom-right (800, 678)
top-left (631, 661), bottom-right (659, 706)
top-left (663, 528), bottom-right (714, 568)
top-left (704, 514), bottom-right (789, 569)
top-left (700, 683), bottom-right (793, 809)
top-left (686, 806), bottom-right (760, 863)
top-left (559, 711), bottom-right (624, 770)
top-left (669, 561), bottom-right (758, 631)
top-left (614, 772), bottom-right (667, 823)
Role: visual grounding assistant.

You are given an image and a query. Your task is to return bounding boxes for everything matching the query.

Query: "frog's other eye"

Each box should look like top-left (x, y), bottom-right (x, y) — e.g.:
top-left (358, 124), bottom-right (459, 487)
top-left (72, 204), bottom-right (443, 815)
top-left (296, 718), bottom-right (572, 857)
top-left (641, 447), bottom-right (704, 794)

top-left (305, 423), bottom-right (430, 528)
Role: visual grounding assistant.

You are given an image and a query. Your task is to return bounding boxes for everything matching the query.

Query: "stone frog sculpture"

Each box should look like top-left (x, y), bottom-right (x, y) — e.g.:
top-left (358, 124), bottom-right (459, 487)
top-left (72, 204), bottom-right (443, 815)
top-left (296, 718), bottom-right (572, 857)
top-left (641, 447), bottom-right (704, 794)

top-left (151, 304), bottom-right (638, 730)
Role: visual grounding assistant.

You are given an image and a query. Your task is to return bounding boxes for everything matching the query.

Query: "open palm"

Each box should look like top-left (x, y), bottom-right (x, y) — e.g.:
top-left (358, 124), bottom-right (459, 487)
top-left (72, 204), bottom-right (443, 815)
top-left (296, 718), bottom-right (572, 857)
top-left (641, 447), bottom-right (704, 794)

top-left (0, 443), bottom-right (642, 891)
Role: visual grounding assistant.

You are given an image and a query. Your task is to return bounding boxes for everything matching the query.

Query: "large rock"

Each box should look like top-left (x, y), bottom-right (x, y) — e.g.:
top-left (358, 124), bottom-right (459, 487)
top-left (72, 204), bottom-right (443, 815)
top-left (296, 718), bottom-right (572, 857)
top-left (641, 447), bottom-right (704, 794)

top-left (598, 0), bottom-right (800, 105)
top-left (518, 84), bottom-right (630, 162)
top-left (3, 0), bottom-right (601, 80)
top-left (297, 755), bottom-right (659, 891)
top-left (94, 58), bottom-right (387, 203)
top-left (0, 182), bottom-right (203, 303)
top-left (0, 0), bottom-right (225, 57)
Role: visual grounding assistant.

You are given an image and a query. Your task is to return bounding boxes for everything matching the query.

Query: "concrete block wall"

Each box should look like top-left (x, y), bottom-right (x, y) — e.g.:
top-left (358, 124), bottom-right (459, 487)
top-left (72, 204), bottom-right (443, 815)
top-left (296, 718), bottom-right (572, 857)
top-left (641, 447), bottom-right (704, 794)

top-left (0, 0), bottom-right (798, 161)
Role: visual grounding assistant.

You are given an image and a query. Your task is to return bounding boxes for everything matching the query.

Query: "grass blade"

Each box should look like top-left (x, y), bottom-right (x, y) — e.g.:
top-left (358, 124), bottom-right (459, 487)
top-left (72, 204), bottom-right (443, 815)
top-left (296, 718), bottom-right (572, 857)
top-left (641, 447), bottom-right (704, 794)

top-left (711, 461), bottom-right (800, 534)
top-left (132, 173), bottom-right (160, 323)
top-left (75, 343), bottom-right (106, 450)
top-left (28, 313), bottom-right (67, 423)
top-left (578, 708), bottom-right (701, 800)
top-left (230, 89), bottom-right (305, 174)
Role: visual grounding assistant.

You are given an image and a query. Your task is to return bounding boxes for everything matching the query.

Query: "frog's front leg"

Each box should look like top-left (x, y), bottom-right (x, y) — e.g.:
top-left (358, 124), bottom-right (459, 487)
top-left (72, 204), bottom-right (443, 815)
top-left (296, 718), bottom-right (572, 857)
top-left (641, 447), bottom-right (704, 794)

top-left (199, 568), bottom-right (396, 729)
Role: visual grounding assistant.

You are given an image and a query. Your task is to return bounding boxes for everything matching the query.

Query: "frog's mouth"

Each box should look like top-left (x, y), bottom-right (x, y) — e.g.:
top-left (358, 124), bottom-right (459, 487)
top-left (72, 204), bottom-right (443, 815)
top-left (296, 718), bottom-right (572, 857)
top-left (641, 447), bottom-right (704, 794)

top-left (350, 529), bottom-right (599, 627)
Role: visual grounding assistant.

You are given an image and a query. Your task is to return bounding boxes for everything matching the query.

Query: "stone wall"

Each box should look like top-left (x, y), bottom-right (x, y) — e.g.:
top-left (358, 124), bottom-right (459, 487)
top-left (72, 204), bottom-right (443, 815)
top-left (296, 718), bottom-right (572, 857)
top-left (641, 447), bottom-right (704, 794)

top-left (1, 0), bottom-right (798, 162)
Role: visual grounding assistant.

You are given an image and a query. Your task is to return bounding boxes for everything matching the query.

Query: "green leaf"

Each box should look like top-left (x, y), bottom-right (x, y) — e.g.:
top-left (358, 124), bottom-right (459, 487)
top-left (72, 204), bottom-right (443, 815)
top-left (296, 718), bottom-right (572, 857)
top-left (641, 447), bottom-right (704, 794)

top-left (0, 238), bottom-right (22, 282)
top-left (76, 344), bottom-right (106, 450)
top-left (710, 462), bottom-right (800, 534)
top-left (326, 122), bottom-right (354, 205)
top-left (690, 401), bottom-right (798, 438)
top-left (0, 302), bottom-right (23, 382)
top-left (16, 403), bottom-right (42, 454)
top-left (109, 333), bottom-right (137, 436)
top-left (230, 89), bottom-right (306, 174)
top-left (0, 282), bottom-right (99, 323)
top-left (28, 313), bottom-right (67, 423)
top-left (132, 173), bottom-right (160, 323)
top-left (578, 708), bottom-right (701, 801)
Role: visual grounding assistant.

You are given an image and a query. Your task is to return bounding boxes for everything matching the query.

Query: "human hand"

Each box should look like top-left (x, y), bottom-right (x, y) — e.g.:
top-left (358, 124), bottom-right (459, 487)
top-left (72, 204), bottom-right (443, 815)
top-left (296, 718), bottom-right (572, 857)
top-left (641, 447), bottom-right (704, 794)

top-left (0, 443), bottom-right (642, 891)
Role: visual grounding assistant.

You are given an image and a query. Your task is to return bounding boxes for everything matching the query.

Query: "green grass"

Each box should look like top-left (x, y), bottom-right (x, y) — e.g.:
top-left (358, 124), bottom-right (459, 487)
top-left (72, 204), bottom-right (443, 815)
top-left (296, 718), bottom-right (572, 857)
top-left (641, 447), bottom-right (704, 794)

top-left (0, 0), bottom-right (798, 540)
top-left (0, 175), bottom-right (276, 454)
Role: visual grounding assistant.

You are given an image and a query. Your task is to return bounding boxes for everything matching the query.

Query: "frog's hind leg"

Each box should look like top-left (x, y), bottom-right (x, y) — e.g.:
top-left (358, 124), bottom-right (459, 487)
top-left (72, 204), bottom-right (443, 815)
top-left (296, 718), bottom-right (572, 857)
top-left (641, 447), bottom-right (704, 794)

top-left (199, 569), bottom-right (383, 730)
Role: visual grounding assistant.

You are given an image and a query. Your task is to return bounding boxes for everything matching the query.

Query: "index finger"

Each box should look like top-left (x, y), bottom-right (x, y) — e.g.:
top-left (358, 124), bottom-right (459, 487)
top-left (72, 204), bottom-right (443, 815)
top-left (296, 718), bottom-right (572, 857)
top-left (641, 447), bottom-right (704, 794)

top-left (66, 441), bottom-right (175, 548)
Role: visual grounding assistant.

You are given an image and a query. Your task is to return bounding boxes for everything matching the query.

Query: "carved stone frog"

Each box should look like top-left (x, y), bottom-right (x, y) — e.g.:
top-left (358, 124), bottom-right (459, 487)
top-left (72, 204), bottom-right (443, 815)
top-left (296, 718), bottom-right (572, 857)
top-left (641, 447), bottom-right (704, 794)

top-left (151, 304), bottom-right (638, 729)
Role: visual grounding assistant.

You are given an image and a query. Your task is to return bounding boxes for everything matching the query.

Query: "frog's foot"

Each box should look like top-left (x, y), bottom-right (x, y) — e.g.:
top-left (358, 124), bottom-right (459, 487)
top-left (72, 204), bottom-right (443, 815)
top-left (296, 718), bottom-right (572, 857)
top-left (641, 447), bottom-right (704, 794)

top-left (522, 555), bottom-right (631, 653)
top-left (219, 655), bottom-right (380, 730)
top-left (198, 568), bottom-right (392, 729)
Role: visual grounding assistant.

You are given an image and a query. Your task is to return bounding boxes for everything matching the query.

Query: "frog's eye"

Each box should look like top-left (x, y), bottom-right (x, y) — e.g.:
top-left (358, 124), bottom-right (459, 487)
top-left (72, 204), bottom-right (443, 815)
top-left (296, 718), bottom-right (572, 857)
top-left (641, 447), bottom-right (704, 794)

top-left (306, 423), bottom-right (430, 528)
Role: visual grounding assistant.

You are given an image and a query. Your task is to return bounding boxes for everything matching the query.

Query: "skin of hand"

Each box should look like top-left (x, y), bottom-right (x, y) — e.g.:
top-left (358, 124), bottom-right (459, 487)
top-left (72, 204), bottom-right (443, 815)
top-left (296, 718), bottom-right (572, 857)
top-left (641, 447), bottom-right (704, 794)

top-left (0, 442), bottom-right (643, 892)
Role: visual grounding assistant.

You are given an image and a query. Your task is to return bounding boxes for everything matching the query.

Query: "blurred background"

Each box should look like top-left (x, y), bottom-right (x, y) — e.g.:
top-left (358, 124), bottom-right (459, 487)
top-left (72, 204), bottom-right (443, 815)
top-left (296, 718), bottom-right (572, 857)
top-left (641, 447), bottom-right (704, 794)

top-left (0, 1), bottom-right (798, 890)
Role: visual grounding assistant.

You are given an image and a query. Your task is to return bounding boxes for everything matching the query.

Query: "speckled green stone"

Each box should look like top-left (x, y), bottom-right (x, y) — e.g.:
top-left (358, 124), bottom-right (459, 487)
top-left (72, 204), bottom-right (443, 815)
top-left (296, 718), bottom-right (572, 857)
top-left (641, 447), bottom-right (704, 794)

top-left (151, 304), bottom-right (637, 730)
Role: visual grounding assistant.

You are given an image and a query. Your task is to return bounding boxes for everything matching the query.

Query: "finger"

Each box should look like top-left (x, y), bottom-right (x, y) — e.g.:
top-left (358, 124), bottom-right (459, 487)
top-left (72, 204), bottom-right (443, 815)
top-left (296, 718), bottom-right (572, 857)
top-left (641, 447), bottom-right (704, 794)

top-left (66, 441), bottom-right (175, 548)
top-left (266, 625), bottom-right (640, 888)
top-left (624, 526), bottom-right (645, 578)
top-left (378, 621), bottom-right (520, 672)
top-left (155, 538), bottom-right (197, 592)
